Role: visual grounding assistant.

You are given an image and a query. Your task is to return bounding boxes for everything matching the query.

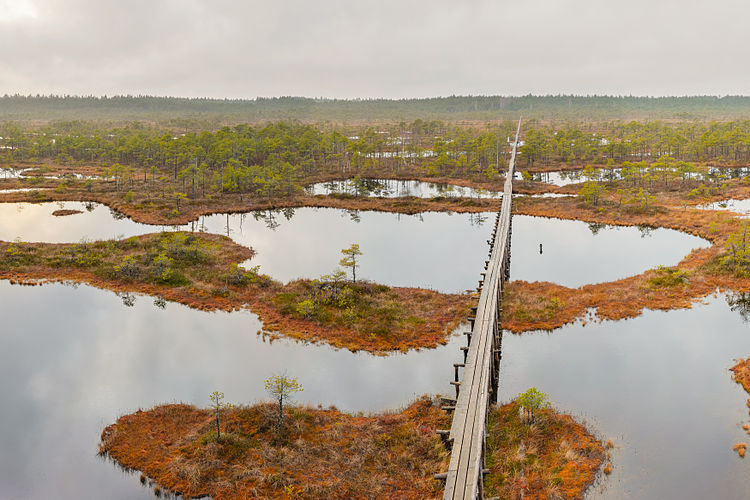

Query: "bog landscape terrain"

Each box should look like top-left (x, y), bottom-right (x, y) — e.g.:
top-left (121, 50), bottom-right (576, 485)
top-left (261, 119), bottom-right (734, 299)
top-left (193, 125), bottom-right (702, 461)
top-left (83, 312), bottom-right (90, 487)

top-left (3, 95), bottom-right (750, 499)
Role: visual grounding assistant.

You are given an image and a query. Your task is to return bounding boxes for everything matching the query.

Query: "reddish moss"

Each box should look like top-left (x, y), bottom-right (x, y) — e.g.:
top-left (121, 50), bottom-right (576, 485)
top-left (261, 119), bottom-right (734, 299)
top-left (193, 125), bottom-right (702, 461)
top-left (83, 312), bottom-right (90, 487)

top-left (485, 401), bottom-right (606, 500)
top-left (51, 209), bottom-right (83, 216)
top-left (732, 358), bottom-right (750, 395)
top-left (504, 196), bottom-right (749, 333)
top-left (99, 397), bottom-right (450, 499)
top-left (0, 233), bottom-right (470, 354)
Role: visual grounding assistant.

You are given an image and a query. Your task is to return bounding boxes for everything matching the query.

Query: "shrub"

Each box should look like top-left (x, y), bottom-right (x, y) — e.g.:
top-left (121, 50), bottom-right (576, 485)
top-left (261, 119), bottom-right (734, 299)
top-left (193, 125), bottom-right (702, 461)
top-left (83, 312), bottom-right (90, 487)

top-left (518, 388), bottom-right (549, 423)
top-left (114, 255), bottom-right (140, 279)
top-left (157, 233), bottom-right (211, 265)
top-left (3, 243), bottom-right (36, 266)
top-left (295, 299), bottom-right (317, 319)
top-left (647, 266), bottom-right (688, 287)
top-left (223, 264), bottom-right (272, 288)
top-left (722, 221), bottom-right (750, 276)
top-left (150, 252), bottom-right (186, 285)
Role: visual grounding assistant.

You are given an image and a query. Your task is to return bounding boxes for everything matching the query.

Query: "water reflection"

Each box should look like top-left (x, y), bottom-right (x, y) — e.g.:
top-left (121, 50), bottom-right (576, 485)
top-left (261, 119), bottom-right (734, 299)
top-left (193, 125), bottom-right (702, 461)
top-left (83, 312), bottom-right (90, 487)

top-left (0, 203), bottom-right (709, 291)
top-left (726, 292), bottom-right (750, 322)
top-left (0, 280), bottom-right (465, 499)
top-left (500, 297), bottom-right (750, 499)
top-left (697, 198), bottom-right (750, 217)
top-left (515, 166), bottom-right (750, 187)
top-left (509, 216), bottom-right (707, 288)
top-left (0, 167), bottom-right (99, 180)
top-left (637, 225), bottom-right (654, 238)
top-left (306, 178), bottom-right (503, 199)
top-left (516, 170), bottom-right (592, 186)
top-left (117, 292), bottom-right (137, 307)
top-left (0, 203), bottom-right (496, 292)
top-left (587, 222), bottom-right (607, 235)
top-left (515, 169), bottom-right (623, 186)
top-left (0, 187), bottom-right (52, 194)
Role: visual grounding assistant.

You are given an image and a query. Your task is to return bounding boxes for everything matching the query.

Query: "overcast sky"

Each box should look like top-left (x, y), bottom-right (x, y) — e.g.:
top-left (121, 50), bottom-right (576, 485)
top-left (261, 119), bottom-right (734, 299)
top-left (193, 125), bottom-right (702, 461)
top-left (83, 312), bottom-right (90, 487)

top-left (0, 0), bottom-right (747, 99)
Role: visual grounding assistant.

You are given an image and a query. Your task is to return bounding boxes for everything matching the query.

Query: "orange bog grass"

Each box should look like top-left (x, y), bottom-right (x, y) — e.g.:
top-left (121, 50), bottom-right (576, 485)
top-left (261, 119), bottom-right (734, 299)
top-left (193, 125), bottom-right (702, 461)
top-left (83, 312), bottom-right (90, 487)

top-left (100, 397), bottom-right (450, 499)
top-left (485, 401), bottom-right (606, 500)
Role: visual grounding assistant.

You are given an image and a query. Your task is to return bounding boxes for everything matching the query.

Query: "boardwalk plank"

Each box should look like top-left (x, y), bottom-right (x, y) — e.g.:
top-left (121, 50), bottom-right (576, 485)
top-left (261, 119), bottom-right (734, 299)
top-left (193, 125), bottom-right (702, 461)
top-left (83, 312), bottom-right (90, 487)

top-left (443, 118), bottom-right (521, 500)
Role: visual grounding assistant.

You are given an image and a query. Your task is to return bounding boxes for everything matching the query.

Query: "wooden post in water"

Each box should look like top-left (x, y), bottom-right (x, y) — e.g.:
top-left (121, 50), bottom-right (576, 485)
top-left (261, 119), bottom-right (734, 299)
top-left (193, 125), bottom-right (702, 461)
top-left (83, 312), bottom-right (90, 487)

top-left (439, 117), bottom-right (521, 500)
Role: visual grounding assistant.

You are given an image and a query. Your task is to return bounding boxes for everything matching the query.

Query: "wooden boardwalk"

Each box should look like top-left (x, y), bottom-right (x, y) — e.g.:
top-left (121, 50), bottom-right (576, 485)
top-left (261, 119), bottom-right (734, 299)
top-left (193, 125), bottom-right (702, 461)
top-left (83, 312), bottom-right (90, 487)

top-left (439, 118), bottom-right (521, 499)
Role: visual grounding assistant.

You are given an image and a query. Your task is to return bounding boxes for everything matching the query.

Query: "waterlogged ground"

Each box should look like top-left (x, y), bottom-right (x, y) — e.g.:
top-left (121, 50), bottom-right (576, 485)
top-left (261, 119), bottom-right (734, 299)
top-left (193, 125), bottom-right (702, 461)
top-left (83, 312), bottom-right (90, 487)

top-left (0, 202), bottom-right (707, 291)
top-left (698, 198), bottom-right (750, 217)
top-left (500, 296), bottom-right (750, 499)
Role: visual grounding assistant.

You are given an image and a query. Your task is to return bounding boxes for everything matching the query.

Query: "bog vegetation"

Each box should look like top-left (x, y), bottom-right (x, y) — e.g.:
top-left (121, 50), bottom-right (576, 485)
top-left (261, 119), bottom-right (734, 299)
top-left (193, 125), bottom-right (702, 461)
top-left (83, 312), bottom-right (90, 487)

top-left (0, 232), bottom-right (470, 353)
top-left (99, 396), bottom-right (451, 499)
top-left (485, 399), bottom-right (606, 500)
top-left (1, 118), bottom-right (749, 203)
top-left (6, 100), bottom-right (750, 497)
top-left (99, 393), bottom-right (605, 500)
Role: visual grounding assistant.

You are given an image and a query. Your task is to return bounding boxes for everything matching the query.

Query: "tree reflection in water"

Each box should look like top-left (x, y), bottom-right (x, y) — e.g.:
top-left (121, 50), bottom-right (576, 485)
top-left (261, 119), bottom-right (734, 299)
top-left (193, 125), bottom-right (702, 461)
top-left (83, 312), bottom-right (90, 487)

top-left (726, 292), bottom-right (750, 322)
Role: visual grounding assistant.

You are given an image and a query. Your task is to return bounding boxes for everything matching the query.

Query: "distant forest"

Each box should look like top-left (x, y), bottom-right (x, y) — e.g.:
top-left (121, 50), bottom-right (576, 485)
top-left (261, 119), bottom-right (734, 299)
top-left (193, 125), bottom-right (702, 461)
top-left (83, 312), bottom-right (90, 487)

top-left (1, 95), bottom-right (749, 124)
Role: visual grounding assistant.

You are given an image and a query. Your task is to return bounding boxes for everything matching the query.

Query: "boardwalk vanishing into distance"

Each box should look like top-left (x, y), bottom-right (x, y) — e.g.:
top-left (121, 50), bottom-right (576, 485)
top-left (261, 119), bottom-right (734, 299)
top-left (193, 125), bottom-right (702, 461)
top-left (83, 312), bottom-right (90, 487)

top-left (436, 118), bottom-right (521, 499)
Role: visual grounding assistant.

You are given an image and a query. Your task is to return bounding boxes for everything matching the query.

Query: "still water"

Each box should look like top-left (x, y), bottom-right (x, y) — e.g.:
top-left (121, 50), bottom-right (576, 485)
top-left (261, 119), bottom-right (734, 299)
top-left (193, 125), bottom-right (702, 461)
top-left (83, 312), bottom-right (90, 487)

top-left (306, 178), bottom-right (574, 199)
top-left (0, 198), bottom-right (732, 499)
top-left (500, 296), bottom-right (750, 499)
top-left (0, 188), bottom-right (52, 194)
top-left (698, 199), bottom-right (750, 217)
top-left (509, 215), bottom-right (708, 288)
top-left (514, 169), bottom-right (621, 186)
top-left (306, 178), bottom-right (503, 198)
top-left (515, 166), bottom-right (750, 187)
top-left (0, 202), bottom-right (707, 291)
top-left (0, 280), bottom-right (466, 499)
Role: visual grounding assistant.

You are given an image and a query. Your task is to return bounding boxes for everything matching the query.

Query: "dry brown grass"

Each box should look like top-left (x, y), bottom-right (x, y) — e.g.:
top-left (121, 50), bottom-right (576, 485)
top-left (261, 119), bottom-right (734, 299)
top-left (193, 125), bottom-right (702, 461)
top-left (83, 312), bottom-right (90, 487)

top-left (504, 195), bottom-right (750, 332)
top-left (732, 358), bottom-right (750, 394)
top-left (99, 397), bottom-right (450, 499)
top-left (485, 401), bottom-right (606, 500)
top-left (0, 170), bottom-right (504, 225)
top-left (51, 209), bottom-right (83, 216)
top-left (0, 232), bottom-right (471, 354)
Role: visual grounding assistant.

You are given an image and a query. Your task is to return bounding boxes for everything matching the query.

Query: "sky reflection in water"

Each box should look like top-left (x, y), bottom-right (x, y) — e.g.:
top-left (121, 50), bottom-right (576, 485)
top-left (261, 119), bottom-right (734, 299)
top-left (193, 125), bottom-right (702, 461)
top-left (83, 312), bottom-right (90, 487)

top-left (0, 198), bottom-right (722, 498)
top-left (0, 202), bottom-right (708, 290)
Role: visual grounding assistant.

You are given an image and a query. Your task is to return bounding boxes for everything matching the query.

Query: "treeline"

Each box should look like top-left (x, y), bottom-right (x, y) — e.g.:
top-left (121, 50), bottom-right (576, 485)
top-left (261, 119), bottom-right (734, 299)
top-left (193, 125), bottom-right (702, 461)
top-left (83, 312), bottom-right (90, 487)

top-left (1, 95), bottom-right (749, 122)
top-left (1, 120), bottom-right (749, 201)
top-left (521, 120), bottom-right (750, 165)
top-left (576, 158), bottom-right (734, 210)
top-left (0, 120), bottom-right (519, 186)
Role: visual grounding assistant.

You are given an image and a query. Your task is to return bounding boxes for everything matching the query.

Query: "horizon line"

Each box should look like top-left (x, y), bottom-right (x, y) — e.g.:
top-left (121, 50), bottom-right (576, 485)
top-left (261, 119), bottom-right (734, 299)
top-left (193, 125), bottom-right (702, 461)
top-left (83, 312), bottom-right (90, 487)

top-left (1, 93), bottom-right (749, 101)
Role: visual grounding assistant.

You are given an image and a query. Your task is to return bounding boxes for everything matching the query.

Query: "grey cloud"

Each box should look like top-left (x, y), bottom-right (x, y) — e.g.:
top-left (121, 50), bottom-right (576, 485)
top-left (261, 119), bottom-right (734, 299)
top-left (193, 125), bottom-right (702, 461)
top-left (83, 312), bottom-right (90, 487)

top-left (0, 0), bottom-right (747, 98)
